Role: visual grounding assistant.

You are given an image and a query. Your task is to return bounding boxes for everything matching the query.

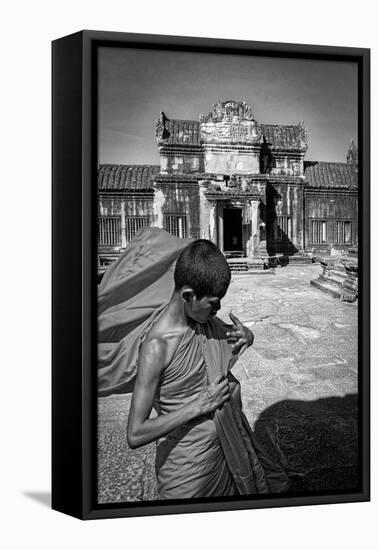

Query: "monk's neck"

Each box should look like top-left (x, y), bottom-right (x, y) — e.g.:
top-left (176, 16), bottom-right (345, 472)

top-left (165, 291), bottom-right (191, 328)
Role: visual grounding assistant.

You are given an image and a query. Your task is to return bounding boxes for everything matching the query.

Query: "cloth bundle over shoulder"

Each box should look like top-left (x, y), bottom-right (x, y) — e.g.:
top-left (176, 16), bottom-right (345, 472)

top-left (98, 227), bottom-right (191, 395)
top-left (98, 227), bottom-right (289, 494)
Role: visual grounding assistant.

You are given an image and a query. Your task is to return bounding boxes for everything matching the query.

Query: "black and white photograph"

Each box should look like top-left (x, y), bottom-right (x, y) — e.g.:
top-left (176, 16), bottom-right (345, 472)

top-left (3, 0), bottom-right (377, 543)
top-left (96, 45), bottom-right (362, 505)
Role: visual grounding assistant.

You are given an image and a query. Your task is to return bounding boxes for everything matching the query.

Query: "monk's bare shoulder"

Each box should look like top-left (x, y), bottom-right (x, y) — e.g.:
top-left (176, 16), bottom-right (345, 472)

top-left (140, 315), bottom-right (188, 374)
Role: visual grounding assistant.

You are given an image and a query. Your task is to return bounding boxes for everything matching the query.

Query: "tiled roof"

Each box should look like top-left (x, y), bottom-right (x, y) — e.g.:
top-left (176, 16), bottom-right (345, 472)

top-left (98, 162), bottom-right (358, 191)
top-left (98, 164), bottom-right (160, 191)
top-left (260, 124), bottom-right (305, 151)
top-left (304, 161), bottom-right (358, 189)
top-left (163, 119), bottom-right (305, 150)
top-left (165, 119), bottom-right (201, 146)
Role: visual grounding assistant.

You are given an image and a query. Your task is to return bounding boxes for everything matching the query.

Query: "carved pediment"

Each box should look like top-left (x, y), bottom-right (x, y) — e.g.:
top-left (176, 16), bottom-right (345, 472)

top-left (200, 101), bottom-right (260, 144)
top-left (203, 176), bottom-right (262, 198)
top-left (200, 100), bottom-right (255, 123)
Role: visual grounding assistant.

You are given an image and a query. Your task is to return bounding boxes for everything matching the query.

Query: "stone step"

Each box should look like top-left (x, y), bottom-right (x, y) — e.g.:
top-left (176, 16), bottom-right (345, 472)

top-left (323, 265), bottom-right (349, 276)
top-left (248, 258), bottom-right (266, 270)
top-left (233, 269), bottom-right (274, 275)
top-left (345, 277), bottom-right (358, 285)
top-left (320, 273), bottom-right (346, 287)
top-left (227, 257), bottom-right (249, 272)
top-left (326, 263), bottom-right (347, 272)
top-left (287, 256), bottom-right (313, 264)
top-left (343, 281), bottom-right (358, 292)
top-left (311, 255), bottom-right (358, 302)
top-left (340, 290), bottom-right (358, 303)
top-left (227, 256), bottom-right (248, 263)
top-left (310, 278), bottom-right (342, 299)
top-left (230, 264), bottom-right (248, 272)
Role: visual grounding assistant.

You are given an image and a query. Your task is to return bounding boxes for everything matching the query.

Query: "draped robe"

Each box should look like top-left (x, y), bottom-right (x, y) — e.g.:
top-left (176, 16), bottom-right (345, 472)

top-left (98, 227), bottom-right (289, 498)
top-left (154, 321), bottom-right (237, 498)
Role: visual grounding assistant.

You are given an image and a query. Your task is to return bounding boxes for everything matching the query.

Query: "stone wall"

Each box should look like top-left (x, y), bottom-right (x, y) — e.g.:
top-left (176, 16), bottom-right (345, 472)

top-left (159, 148), bottom-right (204, 174)
top-left (270, 154), bottom-right (304, 177)
top-left (304, 189), bottom-right (358, 253)
top-left (265, 181), bottom-right (305, 256)
top-left (153, 181), bottom-right (200, 239)
top-left (203, 147), bottom-right (260, 175)
top-left (98, 193), bottom-right (155, 252)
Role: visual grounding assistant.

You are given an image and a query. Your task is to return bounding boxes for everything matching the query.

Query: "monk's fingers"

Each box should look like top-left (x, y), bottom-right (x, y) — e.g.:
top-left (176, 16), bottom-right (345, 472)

top-left (217, 391), bottom-right (230, 404)
top-left (213, 378), bottom-right (229, 390)
top-left (226, 329), bottom-right (244, 339)
top-left (214, 374), bottom-right (224, 384)
top-left (210, 378), bottom-right (228, 394)
top-left (222, 381), bottom-right (230, 394)
top-left (227, 336), bottom-right (244, 346)
top-left (219, 379), bottom-right (229, 392)
top-left (229, 312), bottom-right (243, 327)
top-left (231, 338), bottom-right (248, 352)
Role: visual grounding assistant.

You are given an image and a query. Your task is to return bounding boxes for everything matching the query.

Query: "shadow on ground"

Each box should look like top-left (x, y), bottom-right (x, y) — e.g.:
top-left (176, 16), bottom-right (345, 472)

top-left (22, 491), bottom-right (51, 507)
top-left (98, 393), bottom-right (359, 502)
top-left (253, 393), bottom-right (359, 492)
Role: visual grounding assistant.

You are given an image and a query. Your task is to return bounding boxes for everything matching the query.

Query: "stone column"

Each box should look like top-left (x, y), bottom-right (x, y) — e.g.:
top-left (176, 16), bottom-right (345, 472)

top-left (250, 199), bottom-right (260, 259)
top-left (152, 186), bottom-right (164, 228)
top-left (199, 181), bottom-right (217, 242)
top-left (218, 204), bottom-right (224, 251)
top-left (208, 200), bottom-right (217, 244)
top-left (120, 202), bottom-right (127, 248)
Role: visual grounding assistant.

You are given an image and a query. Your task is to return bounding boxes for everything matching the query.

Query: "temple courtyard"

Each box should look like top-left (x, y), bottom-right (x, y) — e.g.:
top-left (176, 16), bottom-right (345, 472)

top-left (97, 263), bottom-right (358, 503)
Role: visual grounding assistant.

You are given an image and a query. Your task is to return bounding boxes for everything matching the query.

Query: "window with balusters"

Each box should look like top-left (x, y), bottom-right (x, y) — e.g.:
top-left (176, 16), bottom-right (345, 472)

top-left (164, 214), bottom-right (188, 238)
top-left (126, 216), bottom-right (150, 243)
top-left (310, 219), bottom-right (327, 244)
top-left (335, 220), bottom-right (352, 244)
top-left (275, 215), bottom-right (292, 241)
top-left (98, 216), bottom-right (121, 246)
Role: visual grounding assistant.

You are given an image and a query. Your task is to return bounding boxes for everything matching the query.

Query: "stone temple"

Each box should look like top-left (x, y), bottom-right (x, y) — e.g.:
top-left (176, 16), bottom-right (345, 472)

top-left (97, 100), bottom-right (358, 272)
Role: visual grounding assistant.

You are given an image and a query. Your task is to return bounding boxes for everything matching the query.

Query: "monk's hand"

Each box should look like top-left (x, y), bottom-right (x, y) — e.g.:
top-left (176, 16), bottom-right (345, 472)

top-left (197, 374), bottom-right (230, 414)
top-left (226, 312), bottom-right (254, 356)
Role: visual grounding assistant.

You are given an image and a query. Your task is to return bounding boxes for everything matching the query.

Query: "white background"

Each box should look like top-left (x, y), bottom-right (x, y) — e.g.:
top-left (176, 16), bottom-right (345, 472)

top-left (1, 1), bottom-right (377, 548)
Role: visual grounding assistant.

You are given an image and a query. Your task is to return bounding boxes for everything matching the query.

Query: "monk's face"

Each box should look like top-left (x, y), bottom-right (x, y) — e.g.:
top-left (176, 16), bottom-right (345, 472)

top-left (185, 294), bottom-right (222, 324)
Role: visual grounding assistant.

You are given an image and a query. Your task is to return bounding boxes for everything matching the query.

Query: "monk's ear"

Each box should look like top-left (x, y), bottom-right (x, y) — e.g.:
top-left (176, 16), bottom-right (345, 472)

top-left (182, 289), bottom-right (194, 303)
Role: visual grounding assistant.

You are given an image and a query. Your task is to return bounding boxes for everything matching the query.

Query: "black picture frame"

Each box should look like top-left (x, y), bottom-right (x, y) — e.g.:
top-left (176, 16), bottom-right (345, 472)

top-left (52, 30), bottom-right (370, 520)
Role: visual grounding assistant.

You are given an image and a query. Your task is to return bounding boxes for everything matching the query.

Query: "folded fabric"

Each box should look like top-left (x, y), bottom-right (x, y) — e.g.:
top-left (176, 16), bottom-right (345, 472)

top-left (98, 227), bottom-right (191, 395)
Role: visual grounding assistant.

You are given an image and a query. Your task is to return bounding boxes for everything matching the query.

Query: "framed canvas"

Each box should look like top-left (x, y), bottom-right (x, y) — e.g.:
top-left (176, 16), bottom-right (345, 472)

top-left (52, 30), bottom-right (370, 520)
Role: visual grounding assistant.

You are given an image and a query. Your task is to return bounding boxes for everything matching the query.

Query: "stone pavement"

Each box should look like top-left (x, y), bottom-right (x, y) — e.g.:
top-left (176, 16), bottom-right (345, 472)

top-left (97, 264), bottom-right (358, 503)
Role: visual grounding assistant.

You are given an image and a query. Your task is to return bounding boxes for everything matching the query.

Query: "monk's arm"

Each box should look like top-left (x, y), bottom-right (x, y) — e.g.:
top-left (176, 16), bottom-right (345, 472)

top-left (127, 337), bottom-right (229, 449)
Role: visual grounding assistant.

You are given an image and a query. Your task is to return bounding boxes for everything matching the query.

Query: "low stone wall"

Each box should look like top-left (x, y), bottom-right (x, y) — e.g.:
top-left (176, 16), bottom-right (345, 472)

top-left (268, 253), bottom-right (313, 268)
top-left (311, 256), bottom-right (358, 302)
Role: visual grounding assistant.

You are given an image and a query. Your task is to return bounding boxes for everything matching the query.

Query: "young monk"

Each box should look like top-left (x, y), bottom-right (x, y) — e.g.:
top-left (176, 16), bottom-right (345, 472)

top-left (127, 239), bottom-right (255, 498)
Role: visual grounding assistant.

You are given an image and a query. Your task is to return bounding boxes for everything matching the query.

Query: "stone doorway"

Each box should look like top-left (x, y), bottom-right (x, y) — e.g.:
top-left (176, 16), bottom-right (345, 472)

top-left (223, 207), bottom-right (243, 255)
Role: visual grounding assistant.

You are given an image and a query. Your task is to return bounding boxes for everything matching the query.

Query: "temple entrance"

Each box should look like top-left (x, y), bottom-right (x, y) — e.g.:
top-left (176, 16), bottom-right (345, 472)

top-left (223, 208), bottom-right (243, 255)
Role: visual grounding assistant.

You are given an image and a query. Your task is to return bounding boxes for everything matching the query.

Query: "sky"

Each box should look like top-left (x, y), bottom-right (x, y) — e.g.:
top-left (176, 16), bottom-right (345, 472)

top-left (98, 47), bottom-right (358, 165)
